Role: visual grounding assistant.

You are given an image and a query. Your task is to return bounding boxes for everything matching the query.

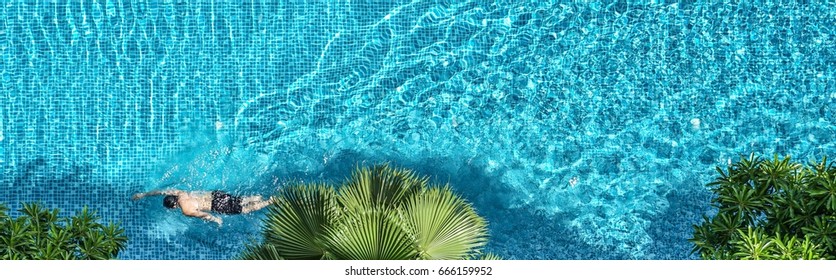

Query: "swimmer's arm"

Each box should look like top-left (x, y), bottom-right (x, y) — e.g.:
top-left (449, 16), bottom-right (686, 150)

top-left (185, 210), bottom-right (223, 226)
top-left (131, 189), bottom-right (184, 200)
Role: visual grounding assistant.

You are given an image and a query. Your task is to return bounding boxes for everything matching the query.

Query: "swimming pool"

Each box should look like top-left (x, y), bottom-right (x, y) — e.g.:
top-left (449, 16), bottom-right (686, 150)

top-left (1, 1), bottom-right (834, 259)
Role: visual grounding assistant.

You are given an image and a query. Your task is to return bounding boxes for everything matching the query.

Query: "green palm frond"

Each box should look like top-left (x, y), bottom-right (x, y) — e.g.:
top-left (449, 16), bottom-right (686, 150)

top-left (729, 153), bottom-right (764, 186)
top-left (0, 203), bottom-right (8, 221)
top-left (339, 164), bottom-right (426, 212)
top-left (758, 155), bottom-right (799, 193)
top-left (710, 212), bottom-right (744, 241)
top-left (732, 227), bottom-right (775, 260)
top-left (263, 183), bottom-right (338, 260)
top-left (786, 198), bottom-right (820, 230)
top-left (801, 216), bottom-right (836, 252)
top-left (770, 232), bottom-right (798, 260)
top-left (796, 235), bottom-right (826, 260)
top-left (807, 172), bottom-right (836, 211)
top-left (1, 203), bottom-right (126, 260)
top-left (403, 186), bottom-right (488, 260)
top-left (693, 154), bottom-right (836, 259)
top-left (769, 232), bottom-right (825, 260)
top-left (326, 210), bottom-right (417, 260)
top-left (808, 156), bottom-right (833, 176)
top-left (689, 217), bottom-right (723, 256)
top-left (718, 185), bottom-right (766, 224)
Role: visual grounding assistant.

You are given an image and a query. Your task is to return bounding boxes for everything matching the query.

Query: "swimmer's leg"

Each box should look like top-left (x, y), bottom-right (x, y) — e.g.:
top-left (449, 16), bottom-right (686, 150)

top-left (241, 200), bottom-right (273, 214)
top-left (240, 195), bottom-right (265, 204)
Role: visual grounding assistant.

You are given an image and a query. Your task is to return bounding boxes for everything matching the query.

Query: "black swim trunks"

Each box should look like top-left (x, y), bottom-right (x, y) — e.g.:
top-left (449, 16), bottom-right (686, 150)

top-left (211, 191), bottom-right (243, 214)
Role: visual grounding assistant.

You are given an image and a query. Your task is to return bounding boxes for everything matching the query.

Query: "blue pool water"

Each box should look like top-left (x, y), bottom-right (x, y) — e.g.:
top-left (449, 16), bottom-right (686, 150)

top-left (1, 1), bottom-right (835, 259)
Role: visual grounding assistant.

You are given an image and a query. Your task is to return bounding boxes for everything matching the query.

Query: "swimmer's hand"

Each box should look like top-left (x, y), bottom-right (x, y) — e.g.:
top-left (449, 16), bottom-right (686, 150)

top-left (203, 213), bottom-right (223, 226)
top-left (132, 193), bottom-right (144, 200)
top-left (187, 211), bottom-right (222, 226)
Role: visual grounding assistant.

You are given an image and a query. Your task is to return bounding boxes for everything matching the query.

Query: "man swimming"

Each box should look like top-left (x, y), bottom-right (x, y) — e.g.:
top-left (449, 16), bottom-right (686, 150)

top-left (132, 189), bottom-right (274, 226)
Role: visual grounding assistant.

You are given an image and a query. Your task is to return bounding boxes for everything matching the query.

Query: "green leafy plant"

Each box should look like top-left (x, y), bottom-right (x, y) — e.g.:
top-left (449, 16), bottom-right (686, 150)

top-left (690, 154), bottom-right (835, 259)
top-left (241, 164), bottom-right (498, 260)
top-left (0, 202), bottom-right (128, 260)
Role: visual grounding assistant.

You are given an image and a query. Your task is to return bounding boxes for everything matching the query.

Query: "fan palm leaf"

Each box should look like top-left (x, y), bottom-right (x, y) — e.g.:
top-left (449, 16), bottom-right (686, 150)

top-left (339, 164), bottom-right (426, 212)
top-left (403, 186), bottom-right (488, 260)
top-left (326, 210), bottom-right (416, 260)
top-left (262, 183), bottom-right (338, 260)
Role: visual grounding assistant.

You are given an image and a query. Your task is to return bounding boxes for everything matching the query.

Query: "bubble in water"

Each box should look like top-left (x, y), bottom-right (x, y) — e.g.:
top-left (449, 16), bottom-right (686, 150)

top-left (690, 118), bottom-right (701, 130)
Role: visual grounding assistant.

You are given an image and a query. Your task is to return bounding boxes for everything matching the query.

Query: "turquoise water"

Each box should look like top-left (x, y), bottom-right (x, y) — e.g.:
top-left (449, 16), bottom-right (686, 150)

top-left (1, 1), bottom-right (835, 259)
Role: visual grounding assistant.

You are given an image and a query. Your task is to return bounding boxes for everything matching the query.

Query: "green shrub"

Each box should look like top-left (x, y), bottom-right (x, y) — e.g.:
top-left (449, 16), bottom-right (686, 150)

top-left (690, 154), bottom-right (836, 259)
top-left (0, 202), bottom-right (128, 260)
top-left (241, 164), bottom-right (498, 260)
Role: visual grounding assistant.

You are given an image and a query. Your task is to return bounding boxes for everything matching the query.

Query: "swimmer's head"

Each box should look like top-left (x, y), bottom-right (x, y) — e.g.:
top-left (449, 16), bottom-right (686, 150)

top-left (163, 195), bottom-right (179, 209)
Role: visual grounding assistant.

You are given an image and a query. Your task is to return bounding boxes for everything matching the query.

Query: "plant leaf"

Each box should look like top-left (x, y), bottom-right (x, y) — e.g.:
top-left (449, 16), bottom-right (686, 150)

top-left (403, 186), bottom-right (488, 260)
